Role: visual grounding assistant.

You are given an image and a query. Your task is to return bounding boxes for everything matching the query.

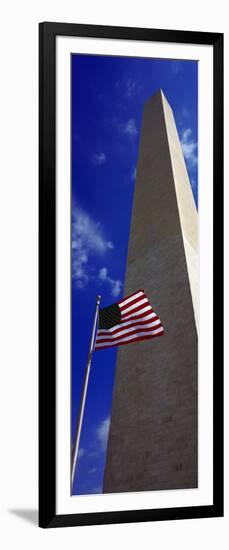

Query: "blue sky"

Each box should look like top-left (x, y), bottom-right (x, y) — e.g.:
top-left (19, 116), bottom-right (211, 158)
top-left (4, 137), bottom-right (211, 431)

top-left (71, 53), bottom-right (198, 495)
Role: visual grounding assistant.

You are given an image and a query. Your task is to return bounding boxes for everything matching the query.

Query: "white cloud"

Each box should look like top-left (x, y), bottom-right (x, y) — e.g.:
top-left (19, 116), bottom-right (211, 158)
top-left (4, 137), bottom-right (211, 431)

top-left (182, 128), bottom-right (192, 141)
top-left (131, 167), bottom-right (137, 181)
top-left (91, 152), bottom-right (106, 165)
top-left (72, 206), bottom-right (114, 288)
top-left (126, 78), bottom-right (137, 96)
top-left (75, 419), bottom-right (110, 471)
top-left (98, 267), bottom-right (122, 297)
top-left (125, 78), bottom-right (142, 97)
top-left (181, 128), bottom-right (198, 168)
top-left (182, 107), bottom-right (189, 118)
top-left (122, 118), bottom-right (137, 138)
top-left (90, 485), bottom-right (103, 494)
top-left (191, 177), bottom-right (198, 200)
top-left (111, 116), bottom-right (138, 141)
top-left (88, 450), bottom-right (99, 458)
top-left (171, 60), bottom-right (182, 75)
top-left (98, 267), bottom-right (108, 282)
top-left (110, 280), bottom-right (122, 297)
top-left (88, 467), bottom-right (97, 474)
top-left (96, 417), bottom-right (110, 451)
top-left (115, 77), bottom-right (142, 98)
top-left (72, 206), bottom-right (122, 294)
top-left (78, 448), bottom-right (85, 459)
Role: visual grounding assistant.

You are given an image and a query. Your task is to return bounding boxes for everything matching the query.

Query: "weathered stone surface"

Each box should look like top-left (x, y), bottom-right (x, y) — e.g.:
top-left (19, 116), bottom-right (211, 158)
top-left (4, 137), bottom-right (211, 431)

top-left (103, 90), bottom-right (198, 493)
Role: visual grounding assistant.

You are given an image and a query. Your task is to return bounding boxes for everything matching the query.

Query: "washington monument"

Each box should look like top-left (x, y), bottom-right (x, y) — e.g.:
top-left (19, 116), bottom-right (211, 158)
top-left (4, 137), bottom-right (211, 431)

top-left (103, 90), bottom-right (198, 493)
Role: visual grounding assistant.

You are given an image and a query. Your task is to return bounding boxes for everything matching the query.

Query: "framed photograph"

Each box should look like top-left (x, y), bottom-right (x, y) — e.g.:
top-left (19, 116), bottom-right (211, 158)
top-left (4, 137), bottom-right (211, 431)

top-left (39, 22), bottom-right (224, 528)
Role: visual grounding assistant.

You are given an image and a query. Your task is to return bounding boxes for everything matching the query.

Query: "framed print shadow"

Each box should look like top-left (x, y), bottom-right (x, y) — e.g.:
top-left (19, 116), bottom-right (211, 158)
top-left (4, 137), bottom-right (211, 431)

top-left (39, 22), bottom-right (224, 528)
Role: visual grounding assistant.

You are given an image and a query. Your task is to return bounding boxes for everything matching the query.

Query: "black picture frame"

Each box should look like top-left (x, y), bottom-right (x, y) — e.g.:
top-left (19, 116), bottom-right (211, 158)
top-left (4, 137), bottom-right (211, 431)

top-left (39, 22), bottom-right (224, 528)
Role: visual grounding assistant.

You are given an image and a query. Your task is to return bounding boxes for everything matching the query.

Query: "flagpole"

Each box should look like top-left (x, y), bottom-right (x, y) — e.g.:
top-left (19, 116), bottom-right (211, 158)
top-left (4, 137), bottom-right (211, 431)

top-left (71, 294), bottom-right (101, 489)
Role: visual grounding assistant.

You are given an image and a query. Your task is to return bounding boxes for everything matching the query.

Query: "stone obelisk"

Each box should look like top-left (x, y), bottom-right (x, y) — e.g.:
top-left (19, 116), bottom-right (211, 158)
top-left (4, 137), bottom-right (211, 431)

top-left (103, 90), bottom-right (198, 493)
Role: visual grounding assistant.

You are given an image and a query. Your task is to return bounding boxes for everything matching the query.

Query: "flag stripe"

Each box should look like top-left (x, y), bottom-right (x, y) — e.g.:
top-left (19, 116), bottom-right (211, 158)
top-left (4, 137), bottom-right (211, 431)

top-left (96, 325), bottom-right (162, 344)
top-left (121, 305), bottom-right (152, 320)
top-left (118, 290), bottom-right (144, 308)
top-left (121, 311), bottom-right (157, 322)
top-left (96, 322), bottom-right (162, 341)
top-left (120, 297), bottom-right (148, 314)
top-left (119, 294), bottom-right (147, 311)
top-left (95, 327), bottom-right (164, 349)
top-left (97, 312), bottom-right (158, 335)
top-left (97, 318), bottom-right (161, 338)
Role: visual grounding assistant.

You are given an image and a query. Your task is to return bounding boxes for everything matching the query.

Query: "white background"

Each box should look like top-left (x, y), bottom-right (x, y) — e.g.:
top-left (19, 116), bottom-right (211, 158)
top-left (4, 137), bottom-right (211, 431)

top-left (0, 0), bottom-right (228, 548)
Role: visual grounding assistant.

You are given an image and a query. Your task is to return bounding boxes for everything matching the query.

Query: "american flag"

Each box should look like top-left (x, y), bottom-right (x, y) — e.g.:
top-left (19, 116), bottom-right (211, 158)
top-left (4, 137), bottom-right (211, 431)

top-left (95, 290), bottom-right (164, 350)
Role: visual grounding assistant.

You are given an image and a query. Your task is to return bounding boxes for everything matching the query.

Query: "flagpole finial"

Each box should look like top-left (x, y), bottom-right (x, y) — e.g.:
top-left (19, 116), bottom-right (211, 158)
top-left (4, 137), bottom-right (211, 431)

top-left (96, 295), bottom-right (102, 306)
